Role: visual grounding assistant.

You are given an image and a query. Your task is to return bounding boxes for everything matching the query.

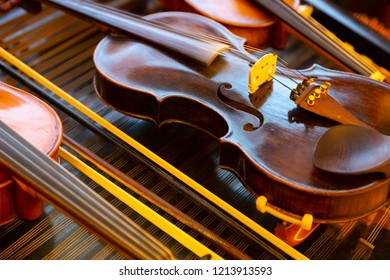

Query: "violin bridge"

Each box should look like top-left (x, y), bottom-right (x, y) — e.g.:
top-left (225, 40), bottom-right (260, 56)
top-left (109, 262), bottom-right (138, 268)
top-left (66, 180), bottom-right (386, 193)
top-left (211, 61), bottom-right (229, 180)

top-left (248, 53), bottom-right (278, 94)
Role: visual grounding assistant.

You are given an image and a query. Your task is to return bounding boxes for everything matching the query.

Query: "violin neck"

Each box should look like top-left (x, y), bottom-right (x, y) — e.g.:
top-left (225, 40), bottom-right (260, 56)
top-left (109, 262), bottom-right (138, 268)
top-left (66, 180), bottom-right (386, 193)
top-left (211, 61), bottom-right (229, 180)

top-left (253, 0), bottom-right (385, 80)
top-left (38, 0), bottom-right (227, 66)
top-left (0, 120), bottom-right (173, 260)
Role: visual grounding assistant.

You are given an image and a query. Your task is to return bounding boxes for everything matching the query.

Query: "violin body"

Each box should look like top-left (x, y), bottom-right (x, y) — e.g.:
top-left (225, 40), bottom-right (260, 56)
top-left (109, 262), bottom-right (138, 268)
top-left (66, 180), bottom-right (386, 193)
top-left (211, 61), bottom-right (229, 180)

top-left (0, 82), bottom-right (62, 225)
top-left (94, 12), bottom-right (390, 223)
top-left (157, 0), bottom-right (289, 49)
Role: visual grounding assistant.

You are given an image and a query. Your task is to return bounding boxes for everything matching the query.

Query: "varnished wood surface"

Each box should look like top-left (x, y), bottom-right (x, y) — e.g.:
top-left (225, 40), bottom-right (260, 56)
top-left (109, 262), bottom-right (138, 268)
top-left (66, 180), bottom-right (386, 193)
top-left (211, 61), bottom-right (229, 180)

top-left (0, 0), bottom-right (389, 259)
top-left (158, 0), bottom-right (277, 48)
top-left (93, 11), bottom-right (389, 221)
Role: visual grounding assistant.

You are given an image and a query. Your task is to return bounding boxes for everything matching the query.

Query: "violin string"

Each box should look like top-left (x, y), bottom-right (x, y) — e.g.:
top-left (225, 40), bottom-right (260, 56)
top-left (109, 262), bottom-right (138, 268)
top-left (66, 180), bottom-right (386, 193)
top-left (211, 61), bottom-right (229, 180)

top-left (270, 72), bottom-right (296, 90)
top-left (145, 8), bottom-right (309, 88)
top-left (175, 29), bottom-right (304, 79)
top-left (168, 31), bottom-right (301, 91)
top-left (351, 204), bottom-right (390, 259)
top-left (192, 29), bottom-right (308, 80)
top-left (366, 204), bottom-right (390, 243)
top-left (181, 31), bottom-right (306, 89)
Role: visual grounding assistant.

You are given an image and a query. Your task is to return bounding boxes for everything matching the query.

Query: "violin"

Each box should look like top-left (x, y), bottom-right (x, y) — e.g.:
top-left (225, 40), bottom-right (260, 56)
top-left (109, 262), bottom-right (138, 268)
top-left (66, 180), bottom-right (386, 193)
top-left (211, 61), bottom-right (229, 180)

top-left (96, 15), bottom-right (390, 223)
top-left (158, 0), bottom-right (390, 82)
top-left (30, 0), bottom-right (390, 225)
top-left (0, 82), bottom-right (174, 259)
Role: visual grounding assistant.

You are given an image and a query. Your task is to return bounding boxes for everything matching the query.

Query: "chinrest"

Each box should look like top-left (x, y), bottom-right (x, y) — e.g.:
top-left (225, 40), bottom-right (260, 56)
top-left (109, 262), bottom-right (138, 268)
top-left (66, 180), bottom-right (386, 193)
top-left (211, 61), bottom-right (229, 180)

top-left (314, 124), bottom-right (390, 176)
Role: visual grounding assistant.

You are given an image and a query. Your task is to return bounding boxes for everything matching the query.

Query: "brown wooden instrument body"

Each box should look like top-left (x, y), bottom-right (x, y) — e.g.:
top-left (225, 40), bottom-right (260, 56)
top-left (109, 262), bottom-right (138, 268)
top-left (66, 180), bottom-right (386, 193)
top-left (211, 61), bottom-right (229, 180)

top-left (94, 12), bottom-right (390, 223)
top-left (0, 81), bottom-right (62, 225)
top-left (0, 82), bottom-right (174, 259)
top-left (157, 0), bottom-right (289, 49)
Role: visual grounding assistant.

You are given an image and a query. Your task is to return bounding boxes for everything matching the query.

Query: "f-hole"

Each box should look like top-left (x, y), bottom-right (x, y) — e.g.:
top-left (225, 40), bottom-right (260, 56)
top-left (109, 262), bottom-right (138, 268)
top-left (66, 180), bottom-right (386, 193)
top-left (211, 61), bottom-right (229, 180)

top-left (217, 83), bottom-right (264, 131)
